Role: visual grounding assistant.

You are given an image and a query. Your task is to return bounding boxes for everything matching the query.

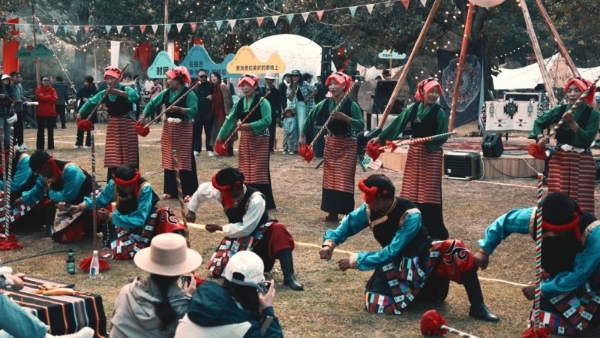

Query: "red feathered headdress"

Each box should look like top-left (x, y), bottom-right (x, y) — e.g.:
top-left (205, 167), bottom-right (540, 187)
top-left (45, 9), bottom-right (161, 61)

top-left (563, 77), bottom-right (596, 105)
top-left (211, 172), bottom-right (242, 208)
top-left (325, 72), bottom-right (353, 93)
top-left (166, 66), bottom-right (192, 85)
top-left (112, 170), bottom-right (142, 197)
top-left (237, 74), bottom-right (260, 87)
top-left (415, 77), bottom-right (442, 102)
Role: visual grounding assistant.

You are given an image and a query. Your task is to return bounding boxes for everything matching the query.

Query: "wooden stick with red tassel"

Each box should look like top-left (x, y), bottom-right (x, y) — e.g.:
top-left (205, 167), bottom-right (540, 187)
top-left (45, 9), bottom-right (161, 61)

top-left (366, 132), bottom-right (455, 161)
top-left (420, 310), bottom-right (478, 337)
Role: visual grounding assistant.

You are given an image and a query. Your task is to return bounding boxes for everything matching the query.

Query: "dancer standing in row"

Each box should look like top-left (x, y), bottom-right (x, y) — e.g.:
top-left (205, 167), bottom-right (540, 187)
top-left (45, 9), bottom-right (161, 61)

top-left (215, 74), bottom-right (275, 210)
top-left (79, 66), bottom-right (140, 181)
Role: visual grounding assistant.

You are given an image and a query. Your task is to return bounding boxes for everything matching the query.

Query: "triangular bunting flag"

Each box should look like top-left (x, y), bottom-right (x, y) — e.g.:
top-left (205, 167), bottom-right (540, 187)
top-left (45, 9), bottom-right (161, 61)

top-left (257, 17), bottom-right (264, 27)
top-left (84, 26), bottom-right (90, 34)
top-left (286, 14), bottom-right (294, 23)
top-left (420, 0), bottom-right (427, 6)
top-left (14, 24), bottom-right (19, 31)
top-left (165, 24), bottom-right (172, 32)
top-left (106, 25), bottom-right (112, 34)
top-left (176, 23), bottom-right (184, 32)
top-left (366, 4), bottom-right (374, 14)
top-left (316, 10), bottom-right (324, 21)
top-left (243, 19), bottom-right (249, 24)
top-left (190, 22), bottom-right (197, 32)
top-left (349, 6), bottom-right (358, 17)
top-left (43, 25), bottom-right (48, 32)
top-left (151, 24), bottom-right (158, 33)
top-left (63, 25), bottom-right (69, 34)
top-left (402, 0), bottom-right (409, 9)
top-left (53, 25), bottom-right (59, 33)
top-left (116, 26), bottom-right (123, 34)
top-left (140, 25), bottom-right (146, 34)
top-left (302, 12), bottom-right (309, 22)
top-left (271, 15), bottom-right (279, 26)
top-left (215, 20), bottom-right (223, 29)
top-left (227, 19), bottom-right (236, 29)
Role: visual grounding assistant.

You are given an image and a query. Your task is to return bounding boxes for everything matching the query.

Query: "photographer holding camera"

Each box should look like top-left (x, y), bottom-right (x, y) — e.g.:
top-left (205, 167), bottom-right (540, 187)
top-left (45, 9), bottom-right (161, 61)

top-left (175, 251), bottom-right (282, 338)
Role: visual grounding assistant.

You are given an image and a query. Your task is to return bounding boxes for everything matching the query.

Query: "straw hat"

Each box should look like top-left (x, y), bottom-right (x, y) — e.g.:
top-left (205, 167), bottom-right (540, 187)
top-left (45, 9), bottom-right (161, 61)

top-left (134, 233), bottom-right (202, 276)
top-left (224, 251), bottom-right (264, 285)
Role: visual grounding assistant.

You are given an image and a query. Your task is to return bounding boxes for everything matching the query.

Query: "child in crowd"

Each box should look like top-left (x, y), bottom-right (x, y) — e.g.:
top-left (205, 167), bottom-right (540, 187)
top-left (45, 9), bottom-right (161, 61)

top-left (282, 107), bottom-right (296, 155)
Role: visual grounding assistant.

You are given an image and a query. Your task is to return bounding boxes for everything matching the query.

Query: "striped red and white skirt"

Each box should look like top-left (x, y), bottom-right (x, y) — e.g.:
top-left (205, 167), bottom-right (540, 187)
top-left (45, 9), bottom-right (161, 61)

top-left (548, 150), bottom-right (595, 212)
top-left (161, 121), bottom-right (194, 171)
top-left (104, 116), bottom-right (139, 168)
top-left (239, 131), bottom-right (270, 185)
top-left (323, 135), bottom-right (357, 194)
top-left (401, 144), bottom-right (442, 205)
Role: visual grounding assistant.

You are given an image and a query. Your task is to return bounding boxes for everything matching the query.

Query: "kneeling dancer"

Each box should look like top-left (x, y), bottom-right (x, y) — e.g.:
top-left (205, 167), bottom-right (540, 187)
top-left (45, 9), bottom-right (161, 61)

top-left (475, 192), bottom-right (600, 336)
top-left (319, 174), bottom-right (498, 321)
top-left (185, 167), bottom-right (303, 290)
top-left (69, 164), bottom-right (186, 259)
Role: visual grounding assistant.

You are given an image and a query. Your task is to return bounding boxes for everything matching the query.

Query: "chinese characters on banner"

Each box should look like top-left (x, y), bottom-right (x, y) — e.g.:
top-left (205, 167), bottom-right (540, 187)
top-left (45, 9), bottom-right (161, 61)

top-left (180, 45), bottom-right (234, 77)
top-left (226, 46), bottom-right (286, 75)
top-left (147, 51), bottom-right (177, 79)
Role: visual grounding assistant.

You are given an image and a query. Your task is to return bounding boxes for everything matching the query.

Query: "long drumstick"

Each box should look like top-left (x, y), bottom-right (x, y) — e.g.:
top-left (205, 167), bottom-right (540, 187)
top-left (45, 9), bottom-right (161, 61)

top-left (142, 82), bottom-right (201, 128)
top-left (172, 150), bottom-right (190, 244)
top-left (91, 125), bottom-right (97, 244)
top-left (220, 92), bottom-right (271, 148)
top-left (307, 82), bottom-right (358, 150)
top-left (84, 63), bottom-right (129, 123)
top-left (377, 131), bottom-right (455, 151)
top-left (534, 174), bottom-right (544, 329)
top-left (1, 128), bottom-right (7, 238)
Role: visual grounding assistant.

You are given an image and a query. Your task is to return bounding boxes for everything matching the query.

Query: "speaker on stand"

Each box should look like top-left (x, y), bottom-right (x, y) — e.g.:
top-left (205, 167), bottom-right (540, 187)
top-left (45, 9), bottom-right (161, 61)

top-left (481, 132), bottom-right (504, 158)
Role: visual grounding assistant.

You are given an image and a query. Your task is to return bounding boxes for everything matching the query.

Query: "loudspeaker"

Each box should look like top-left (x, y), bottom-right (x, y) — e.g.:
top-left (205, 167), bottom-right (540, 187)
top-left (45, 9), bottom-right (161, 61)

top-left (373, 80), bottom-right (403, 114)
top-left (321, 46), bottom-right (332, 80)
top-left (444, 152), bottom-right (481, 180)
top-left (481, 132), bottom-right (504, 158)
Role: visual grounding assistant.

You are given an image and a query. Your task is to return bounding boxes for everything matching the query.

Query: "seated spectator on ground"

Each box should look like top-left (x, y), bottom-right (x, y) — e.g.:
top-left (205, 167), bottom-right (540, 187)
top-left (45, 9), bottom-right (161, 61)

top-left (175, 251), bottom-right (282, 338)
top-left (110, 233), bottom-right (201, 338)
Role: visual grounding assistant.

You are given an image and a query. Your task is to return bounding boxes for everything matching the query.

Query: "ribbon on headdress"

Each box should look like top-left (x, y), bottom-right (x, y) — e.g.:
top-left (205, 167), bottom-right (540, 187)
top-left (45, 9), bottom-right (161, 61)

top-left (166, 66), bottom-right (192, 85)
top-left (325, 72), bottom-right (353, 93)
top-left (358, 178), bottom-right (390, 206)
top-left (542, 210), bottom-right (582, 241)
top-left (237, 74), bottom-right (260, 87)
top-left (112, 170), bottom-right (142, 197)
top-left (563, 77), bottom-right (596, 105)
top-left (211, 173), bottom-right (242, 208)
top-left (414, 77), bottom-right (442, 102)
top-left (35, 155), bottom-right (62, 179)
top-left (103, 66), bottom-right (122, 80)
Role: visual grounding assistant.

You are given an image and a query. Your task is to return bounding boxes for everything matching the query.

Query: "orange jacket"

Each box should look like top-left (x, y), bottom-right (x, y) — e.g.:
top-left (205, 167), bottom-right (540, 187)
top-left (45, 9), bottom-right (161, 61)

top-left (35, 85), bottom-right (58, 117)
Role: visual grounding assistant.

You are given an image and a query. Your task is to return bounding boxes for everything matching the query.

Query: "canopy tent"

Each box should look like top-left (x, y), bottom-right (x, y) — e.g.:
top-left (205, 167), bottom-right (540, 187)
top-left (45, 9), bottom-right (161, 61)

top-left (493, 53), bottom-right (600, 91)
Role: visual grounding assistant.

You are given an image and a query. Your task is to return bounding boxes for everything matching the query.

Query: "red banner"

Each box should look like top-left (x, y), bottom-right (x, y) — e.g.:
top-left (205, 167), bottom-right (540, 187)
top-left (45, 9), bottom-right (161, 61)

top-left (2, 18), bottom-right (20, 74)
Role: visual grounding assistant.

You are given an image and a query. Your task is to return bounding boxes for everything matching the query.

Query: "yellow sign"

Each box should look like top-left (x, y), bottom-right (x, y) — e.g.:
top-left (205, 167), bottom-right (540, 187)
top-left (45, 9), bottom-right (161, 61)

top-left (227, 46), bottom-right (286, 74)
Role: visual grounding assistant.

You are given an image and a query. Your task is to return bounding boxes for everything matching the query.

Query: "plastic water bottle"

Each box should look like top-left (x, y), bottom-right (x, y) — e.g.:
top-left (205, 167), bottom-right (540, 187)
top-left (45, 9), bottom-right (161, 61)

top-left (89, 250), bottom-right (99, 279)
top-left (66, 249), bottom-right (76, 275)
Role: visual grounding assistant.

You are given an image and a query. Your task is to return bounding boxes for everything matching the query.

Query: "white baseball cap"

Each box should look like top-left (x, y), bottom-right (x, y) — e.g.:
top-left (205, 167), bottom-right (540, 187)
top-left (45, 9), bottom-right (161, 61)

top-left (0, 74), bottom-right (10, 81)
top-left (224, 251), bottom-right (264, 286)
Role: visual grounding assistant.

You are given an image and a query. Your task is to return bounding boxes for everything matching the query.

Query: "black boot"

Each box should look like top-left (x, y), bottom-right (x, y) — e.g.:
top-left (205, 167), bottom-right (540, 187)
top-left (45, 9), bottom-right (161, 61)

top-left (277, 249), bottom-right (304, 291)
top-left (462, 267), bottom-right (499, 322)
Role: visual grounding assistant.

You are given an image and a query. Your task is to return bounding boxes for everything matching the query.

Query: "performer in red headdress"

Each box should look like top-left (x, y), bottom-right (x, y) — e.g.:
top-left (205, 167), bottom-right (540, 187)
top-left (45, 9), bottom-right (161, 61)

top-left (78, 66), bottom-right (141, 182)
top-left (299, 72), bottom-right (364, 222)
top-left (69, 164), bottom-right (186, 259)
top-left (215, 74), bottom-right (276, 210)
top-left (185, 167), bottom-right (303, 290)
top-left (528, 77), bottom-right (599, 212)
top-left (369, 77), bottom-right (449, 241)
top-left (141, 66), bottom-right (199, 199)
top-left (320, 174), bottom-right (498, 322)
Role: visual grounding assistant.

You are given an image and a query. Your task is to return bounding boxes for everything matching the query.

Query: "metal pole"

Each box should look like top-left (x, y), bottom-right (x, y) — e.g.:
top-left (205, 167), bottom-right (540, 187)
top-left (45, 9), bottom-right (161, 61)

top-left (32, 2), bottom-right (40, 87)
top-left (163, 0), bottom-right (169, 89)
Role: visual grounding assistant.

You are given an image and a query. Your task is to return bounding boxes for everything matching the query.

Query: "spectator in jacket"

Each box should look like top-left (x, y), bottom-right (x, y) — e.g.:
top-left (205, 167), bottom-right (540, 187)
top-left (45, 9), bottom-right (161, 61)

top-left (52, 76), bottom-right (68, 129)
top-left (0, 74), bottom-right (14, 149)
top-left (192, 69), bottom-right (214, 156)
top-left (110, 233), bottom-right (201, 338)
top-left (175, 251), bottom-right (282, 338)
top-left (10, 72), bottom-right (26, 151)
top-left (35, 76), bottom-right (58, 150)
top-left (74, 75), bottom-right (98, 149)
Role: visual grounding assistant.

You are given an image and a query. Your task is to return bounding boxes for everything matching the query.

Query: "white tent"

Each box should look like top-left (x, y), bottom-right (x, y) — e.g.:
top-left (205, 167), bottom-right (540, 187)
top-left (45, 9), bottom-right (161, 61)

top-left (493, 53), bottom-right (600, 90)
top-left (249, 34), bottom-right (335, 84)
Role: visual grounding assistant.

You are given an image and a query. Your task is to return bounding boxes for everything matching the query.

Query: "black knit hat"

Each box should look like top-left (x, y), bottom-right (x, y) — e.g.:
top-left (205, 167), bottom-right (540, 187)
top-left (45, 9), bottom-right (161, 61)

top-left (216, 168), bottom-right (245, 187)
top-left (542, 192), bottom-right (577, 225)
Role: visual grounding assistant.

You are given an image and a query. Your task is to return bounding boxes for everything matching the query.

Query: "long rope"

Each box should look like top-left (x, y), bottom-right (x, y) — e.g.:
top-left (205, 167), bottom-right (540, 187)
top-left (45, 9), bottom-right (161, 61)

top-left (4, 129), bottom-right (14, 239)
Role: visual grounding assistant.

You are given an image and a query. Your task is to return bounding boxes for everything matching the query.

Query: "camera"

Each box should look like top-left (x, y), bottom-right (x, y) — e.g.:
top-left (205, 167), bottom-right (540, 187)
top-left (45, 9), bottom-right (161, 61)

top-left (259, 281), bottom-right (272, 293)
top-left (180, 275), bottom-right (192, 289)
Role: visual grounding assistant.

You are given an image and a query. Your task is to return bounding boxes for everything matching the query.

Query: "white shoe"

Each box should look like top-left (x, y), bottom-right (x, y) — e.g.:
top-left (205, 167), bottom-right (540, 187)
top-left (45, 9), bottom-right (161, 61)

top-left (208, 151), bottom-right (214, 157)
top-left (282, 151), bottom-right (287, 155)
top-left (19, 144), bottom-right (28, 151)
top-left (47, 326), bottom-right (94, 338)
top-left (83, 146), bottom-right (90, 149)
top-left (194, 151), bottom-right (200, 157)
top-left (74, 145), bottom-right (82, 149)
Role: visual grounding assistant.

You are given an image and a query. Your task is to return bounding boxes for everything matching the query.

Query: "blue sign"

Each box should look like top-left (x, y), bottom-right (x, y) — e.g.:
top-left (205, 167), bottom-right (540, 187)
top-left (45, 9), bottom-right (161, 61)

top-left (147, 51), bottom-right (177, 79)
top-left (180, 45), bottom-right (235, 78)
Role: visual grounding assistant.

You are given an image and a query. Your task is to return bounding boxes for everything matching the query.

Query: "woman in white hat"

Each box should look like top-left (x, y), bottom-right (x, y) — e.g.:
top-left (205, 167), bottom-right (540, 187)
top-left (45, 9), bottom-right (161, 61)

top-left (175, 251), bottom-right (282, 338)
top-left (110, 233), bottom-right (201, 338)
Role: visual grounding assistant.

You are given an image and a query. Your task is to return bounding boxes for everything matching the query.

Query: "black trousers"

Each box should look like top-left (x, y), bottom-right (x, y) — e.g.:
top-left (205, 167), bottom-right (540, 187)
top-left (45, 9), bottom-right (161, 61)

top-left (36, 116), bottom-right (56, 150)
top-left (193, 119), bottom-right (214, 152)
top-left (55, 105), bottom-right (66, 128)
top-left (269, 119), bottom-right (277, 152)
top-left (13, 110), bottom-right (24, 146)
top-left (76, 127), bottom-right (92, 147)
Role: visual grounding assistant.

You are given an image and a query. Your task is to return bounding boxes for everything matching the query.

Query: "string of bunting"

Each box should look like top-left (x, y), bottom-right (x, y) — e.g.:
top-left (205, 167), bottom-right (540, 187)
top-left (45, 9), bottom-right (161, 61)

top-left (6, 0), bottom-right (431, 34)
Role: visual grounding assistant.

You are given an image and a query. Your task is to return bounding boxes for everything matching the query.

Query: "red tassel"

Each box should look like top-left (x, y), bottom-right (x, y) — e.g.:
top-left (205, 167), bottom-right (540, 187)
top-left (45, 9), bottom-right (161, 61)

top-left (528, 143), bottom-right (548, 160)
top-left (194, 275), bottom-right (206, 287)
top-left (385, 141), bottom-right (398, 153)
top-left (0, 234), bottom-right (23, 251)
top-left (76, 120), bottom-right (94, 132)
top-left (298, 144), bottom-right (314, 163)
top-left (420, 310), bottom-right (448, 336)
top-left (79, 256), bottom-right (110, 272)
top-left (134, 122), bottom-right (150, 137)
top-left (522, 326), bottom-right (551, 338)
top-left (366, 142), bottom-right (381, 160)
top-left (213, 140), bottom-right (229, 156)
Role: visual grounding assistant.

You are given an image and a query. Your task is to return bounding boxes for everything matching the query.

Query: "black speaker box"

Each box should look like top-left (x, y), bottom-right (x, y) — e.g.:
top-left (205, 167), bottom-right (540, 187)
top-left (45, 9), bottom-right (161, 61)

top-left (374, 81), bottom-right (403, 114)
top-left (481, 132), bottom-right (504, 158)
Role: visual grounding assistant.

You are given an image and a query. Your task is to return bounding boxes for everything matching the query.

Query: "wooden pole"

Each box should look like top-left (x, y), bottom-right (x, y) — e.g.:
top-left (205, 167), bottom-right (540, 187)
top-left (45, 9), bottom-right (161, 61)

top-left (519, 0), bottom-right (557, 106)
top-left (533, 0), bottom-right (579, 77)
top-left (32, 2), bottom-right (40, 87)
top-left (93, 41), bottom-right (98, 82)
top-left (377, 0), bottom-right (442, 129)
top-left (163, 0), bottom-right (169, 89)
top-left (448, 3), bottom-right (475, 132)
